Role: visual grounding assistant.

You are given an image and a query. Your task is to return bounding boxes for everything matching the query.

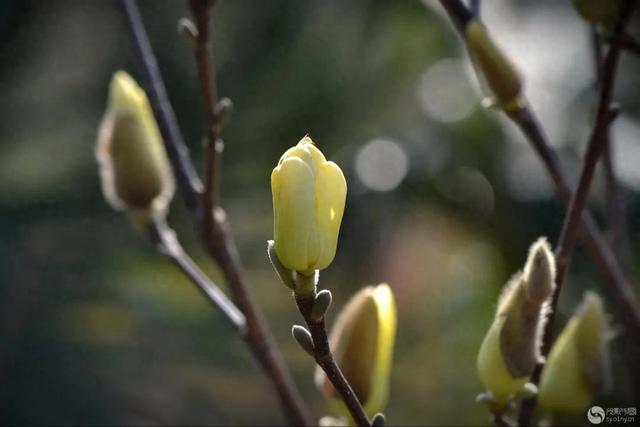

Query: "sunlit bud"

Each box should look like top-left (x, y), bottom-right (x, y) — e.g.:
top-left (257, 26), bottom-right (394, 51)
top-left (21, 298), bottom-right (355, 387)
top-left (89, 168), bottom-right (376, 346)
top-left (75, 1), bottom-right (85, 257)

top-left (477, 238), bottom-right (556, 405)
top-left (315, 284), bottom-right (397, 418)
top-left (271, 136), bottom-right (347, 275)
top-left (572, 0), bottom-right (621, 30)
top-left (465, 20), bottom-right (523, 109)
top-left (538, 292), bottom-right (610, 414)
top-left (292, 324), bottom-right (315, 357)
top-left (96, 71), bottom-right (174, 224)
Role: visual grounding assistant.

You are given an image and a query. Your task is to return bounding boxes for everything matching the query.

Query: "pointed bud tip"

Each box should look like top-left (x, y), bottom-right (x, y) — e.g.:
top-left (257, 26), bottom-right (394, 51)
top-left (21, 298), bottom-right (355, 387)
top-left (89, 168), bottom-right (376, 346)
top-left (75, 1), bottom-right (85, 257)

top-left (523, 237), bottom-right (556, 303)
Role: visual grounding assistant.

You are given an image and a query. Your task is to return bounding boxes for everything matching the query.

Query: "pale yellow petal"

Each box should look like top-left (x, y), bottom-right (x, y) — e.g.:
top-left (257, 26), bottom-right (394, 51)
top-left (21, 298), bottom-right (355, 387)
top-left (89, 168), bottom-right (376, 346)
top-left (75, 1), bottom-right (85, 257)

top-left (313, 161), bottom-right (347, 270)
top-left (272, 157), bottom-right (316, 271)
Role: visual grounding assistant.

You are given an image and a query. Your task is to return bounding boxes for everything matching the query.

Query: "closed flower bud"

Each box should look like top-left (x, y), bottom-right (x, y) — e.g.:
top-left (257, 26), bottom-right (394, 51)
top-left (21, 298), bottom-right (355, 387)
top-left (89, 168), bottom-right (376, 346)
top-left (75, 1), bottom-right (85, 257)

top-left (271, 136), bottom-right (347, 275)
top-left (465, 20), bottom-right (523, 108)
top-left (96, 71), bottom-right (174, 221)
top-left (315, 284), bottom-right (397, 418)
top-left (572, 0), bottom-right (621, 30)
top-left (477, 238), bottom-right (556, 405)
top-left (538, 292), bottom-right (610, 414)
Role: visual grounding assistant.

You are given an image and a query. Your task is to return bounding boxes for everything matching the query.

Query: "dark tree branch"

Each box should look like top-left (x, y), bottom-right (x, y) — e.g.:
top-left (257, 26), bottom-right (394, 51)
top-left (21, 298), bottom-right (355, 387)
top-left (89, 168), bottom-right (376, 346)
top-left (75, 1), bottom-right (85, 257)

top-left (592, 29), bottom-right (633, 274)
top-left (188, 0), bottom-right (224, 236)
top-left (119, 1), bottom-right (312, 425)
top-left (296, 294), bottom-right (372, 427)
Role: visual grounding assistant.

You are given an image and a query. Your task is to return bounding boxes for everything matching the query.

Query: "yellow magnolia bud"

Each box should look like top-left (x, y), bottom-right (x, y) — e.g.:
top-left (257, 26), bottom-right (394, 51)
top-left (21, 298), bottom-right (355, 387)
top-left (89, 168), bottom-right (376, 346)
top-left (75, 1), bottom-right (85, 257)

top-left (465, 20), bottom-right (523, 108)
top-left (477, 238), bottom-right (555, 405)
top-left (572, 0), bottom-right (621, 30)
top-left (96, 71), bottom-right (174, 221)
top-left (538, 292), bottom-right (610, 414)
top-left (271, 136), bottom-right (347, 275)
top-left (316, 284), bottom-right (397, 418)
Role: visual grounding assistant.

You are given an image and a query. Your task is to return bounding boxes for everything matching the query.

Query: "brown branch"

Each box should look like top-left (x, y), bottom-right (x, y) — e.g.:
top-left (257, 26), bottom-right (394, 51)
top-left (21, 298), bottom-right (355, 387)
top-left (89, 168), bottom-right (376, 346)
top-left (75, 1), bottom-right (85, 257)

top-left (119, 1), bottom-right (312, 425)
top-left (296, 294), bottom-right (372, 427)
top-left (188, 0), bottom-right (223, 236)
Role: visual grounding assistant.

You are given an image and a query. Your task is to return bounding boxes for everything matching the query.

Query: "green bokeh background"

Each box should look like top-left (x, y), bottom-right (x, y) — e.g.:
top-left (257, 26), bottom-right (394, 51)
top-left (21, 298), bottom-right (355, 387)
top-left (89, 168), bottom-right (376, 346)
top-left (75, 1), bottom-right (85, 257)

top-left (1, 0), bottom-right (639, 425)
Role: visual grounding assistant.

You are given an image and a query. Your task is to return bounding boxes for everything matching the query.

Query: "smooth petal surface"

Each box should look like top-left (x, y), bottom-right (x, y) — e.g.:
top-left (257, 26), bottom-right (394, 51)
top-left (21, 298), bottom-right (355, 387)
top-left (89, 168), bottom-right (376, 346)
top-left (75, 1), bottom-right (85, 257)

top-left (272, 157), bottom-right (316, 271)
top-left (271, 136), bottom-right (346, 272)
top-left (314, 161), bottom-right (347, 270)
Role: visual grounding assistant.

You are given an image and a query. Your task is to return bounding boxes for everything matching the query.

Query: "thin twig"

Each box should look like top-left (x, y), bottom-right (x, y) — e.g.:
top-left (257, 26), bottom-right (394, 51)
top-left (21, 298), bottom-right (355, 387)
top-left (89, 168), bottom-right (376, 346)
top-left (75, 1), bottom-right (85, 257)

top-left (119, 0), bottom-right (203, 213)
top-left (118, 1), bottom-right (313, 425)
top-left (592, 29), bottom-right (632, 273)
top-left (188, 0), bottom-right (223, 234)
top-left (148, 216), bottom-right (247, 334)
top-left (296, 294), bottom-right (372, 427)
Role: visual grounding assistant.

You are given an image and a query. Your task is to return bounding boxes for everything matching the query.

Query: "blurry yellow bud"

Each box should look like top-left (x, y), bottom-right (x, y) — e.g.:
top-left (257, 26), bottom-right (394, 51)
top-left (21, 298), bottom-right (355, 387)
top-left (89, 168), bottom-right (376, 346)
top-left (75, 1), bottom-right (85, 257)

top-left (271, 136), bottom-right (347, 275)
top-left (316, 284), bottom-right (397, 419)
top-left (465, 20), bottom-right (523, 108)
top-left (477, 238), bottom-right (556, 405)
top-left (96, 71), bottom-right (174, 223)
top-left (538, 292), bottom-right (610, 414)
top-left (572, 0), bottom-right (621, 30)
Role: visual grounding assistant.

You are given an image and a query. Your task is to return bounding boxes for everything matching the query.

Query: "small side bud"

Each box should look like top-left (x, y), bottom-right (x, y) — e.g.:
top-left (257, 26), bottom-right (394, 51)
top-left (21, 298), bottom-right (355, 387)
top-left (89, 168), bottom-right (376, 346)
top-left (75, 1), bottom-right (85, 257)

top-left (538, 292), bottom-right (611, 414)
top-left (177, 18), bottom-right (198, 50)
top-left (292, 325), bottom-right (315, 356)
top-left (214, 97), bottom-right (234, 127)
top-left (310, 290), bottom-right (333, 322)
top-left (371, 413), bottom-right (386, 427)
top-left (465, 20), bottom-right (523, 109)
top-left (267, 240), bottom-right (296, 290)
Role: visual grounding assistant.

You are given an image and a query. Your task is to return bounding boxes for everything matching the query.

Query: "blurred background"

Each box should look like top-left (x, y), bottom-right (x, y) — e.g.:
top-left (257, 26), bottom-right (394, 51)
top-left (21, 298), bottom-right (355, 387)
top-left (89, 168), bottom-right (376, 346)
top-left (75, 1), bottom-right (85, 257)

top-left (1, 0), bottom-right (639, 425)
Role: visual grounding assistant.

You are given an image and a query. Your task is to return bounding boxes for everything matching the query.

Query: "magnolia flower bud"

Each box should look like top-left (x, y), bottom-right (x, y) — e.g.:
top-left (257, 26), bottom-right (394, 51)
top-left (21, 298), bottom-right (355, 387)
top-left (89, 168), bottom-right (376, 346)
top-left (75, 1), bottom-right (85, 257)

top-left (315, 284), bottom-right (397, 418)
top-left (465, 20), bottom-right (523, 108)
top-left (572, 0), bottom-right (621, 30)
top-left (96, 71), bottom-right (174, 222)
top-left (271, 136), bottom-right (347, 275)
top-left (477, 238), bottom-right (556, 405)
top-left (538, 292), bottom-right (610, 414)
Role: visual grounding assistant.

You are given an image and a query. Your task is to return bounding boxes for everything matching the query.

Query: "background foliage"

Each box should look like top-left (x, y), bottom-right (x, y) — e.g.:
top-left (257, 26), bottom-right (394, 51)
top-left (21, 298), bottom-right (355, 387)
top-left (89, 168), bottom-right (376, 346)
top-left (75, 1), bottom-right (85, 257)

top-left (1, 0), bottom-right (639, 425)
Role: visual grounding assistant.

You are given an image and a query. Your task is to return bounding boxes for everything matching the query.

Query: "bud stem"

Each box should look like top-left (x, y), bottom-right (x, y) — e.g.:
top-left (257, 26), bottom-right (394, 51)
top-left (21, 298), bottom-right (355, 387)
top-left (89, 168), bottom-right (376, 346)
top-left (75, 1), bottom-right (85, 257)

top-left (295, 292), bottom-right (372, 427)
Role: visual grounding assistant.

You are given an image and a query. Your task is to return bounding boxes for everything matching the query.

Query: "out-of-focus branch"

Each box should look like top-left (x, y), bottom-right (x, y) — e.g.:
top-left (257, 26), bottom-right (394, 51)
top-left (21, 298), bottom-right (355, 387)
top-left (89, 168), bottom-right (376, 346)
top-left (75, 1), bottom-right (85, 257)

top-left (592, 29), bottom-right (632, 273)
top-left (119, 1), bottom-right (313, 425)
top-left (148, 216), bottom-right (247, 334)
top-left (119, 0), bottom-right (203, 213)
